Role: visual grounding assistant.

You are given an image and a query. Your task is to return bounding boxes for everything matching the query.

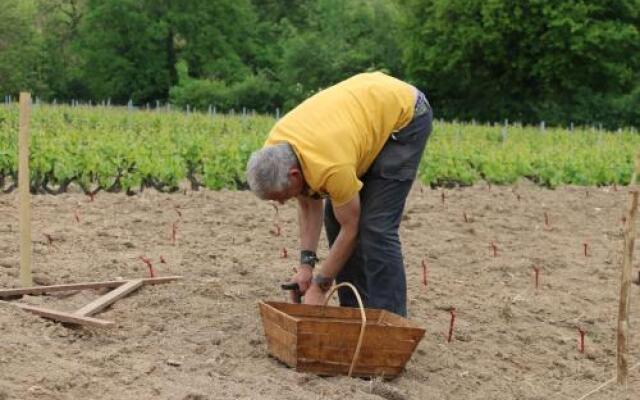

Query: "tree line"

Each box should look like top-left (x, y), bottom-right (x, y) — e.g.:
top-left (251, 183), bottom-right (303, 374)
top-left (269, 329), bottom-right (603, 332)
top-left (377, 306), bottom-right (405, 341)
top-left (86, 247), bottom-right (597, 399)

top-left (1, 0), bottom-right (638, 128)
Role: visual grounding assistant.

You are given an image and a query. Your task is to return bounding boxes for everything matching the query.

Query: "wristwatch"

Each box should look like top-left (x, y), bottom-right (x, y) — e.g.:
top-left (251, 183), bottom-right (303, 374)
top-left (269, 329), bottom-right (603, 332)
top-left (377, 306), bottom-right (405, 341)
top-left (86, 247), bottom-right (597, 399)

top-left (312, 274), bottom-right (333, 292)
top-left (300, 250), bottom-right (319, 268)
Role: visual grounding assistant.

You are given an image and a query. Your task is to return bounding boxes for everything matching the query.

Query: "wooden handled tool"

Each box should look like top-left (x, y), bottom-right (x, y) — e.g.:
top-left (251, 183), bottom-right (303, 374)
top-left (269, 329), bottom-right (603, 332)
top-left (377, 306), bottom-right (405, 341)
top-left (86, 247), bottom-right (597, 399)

top-left (281, 282), bottom-right (302, 304)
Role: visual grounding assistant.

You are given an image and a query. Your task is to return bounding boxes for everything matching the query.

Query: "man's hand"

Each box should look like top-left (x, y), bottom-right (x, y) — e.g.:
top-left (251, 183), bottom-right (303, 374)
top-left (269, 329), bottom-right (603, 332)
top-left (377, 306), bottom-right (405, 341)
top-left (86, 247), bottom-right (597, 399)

top-left (288, 266), bottom-right (313, 302)
top-left (303, 283), bottom-right (327, 306)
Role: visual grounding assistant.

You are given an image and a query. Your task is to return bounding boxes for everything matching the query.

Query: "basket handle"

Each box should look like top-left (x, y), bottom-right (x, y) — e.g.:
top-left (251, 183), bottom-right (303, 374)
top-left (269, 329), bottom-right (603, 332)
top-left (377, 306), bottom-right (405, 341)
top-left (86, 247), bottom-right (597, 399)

top-left (323, 282), bottom-right (366, 377)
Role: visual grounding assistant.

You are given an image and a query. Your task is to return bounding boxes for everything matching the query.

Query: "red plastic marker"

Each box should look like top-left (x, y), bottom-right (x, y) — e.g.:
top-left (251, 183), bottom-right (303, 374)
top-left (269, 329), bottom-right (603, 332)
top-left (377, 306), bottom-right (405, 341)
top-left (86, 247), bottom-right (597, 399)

top-left (171, 222), bottom-right (178, 245)
top-left (140, 256), bottom-right (155, 278)
top-left (447, 308), bottom-right (456, 343)
top-left (270, 223), bottom-right (281, 237)
top-left (578, 328), bottom-right (586, 353)
top-left (583, 242), bottom-right (589, 257)
top-left (544, 212), bottom-right (550, 229)
top-left (421, 259), bottom-right (428, 289)
top-left (532, 266), bottom-right (540, 290)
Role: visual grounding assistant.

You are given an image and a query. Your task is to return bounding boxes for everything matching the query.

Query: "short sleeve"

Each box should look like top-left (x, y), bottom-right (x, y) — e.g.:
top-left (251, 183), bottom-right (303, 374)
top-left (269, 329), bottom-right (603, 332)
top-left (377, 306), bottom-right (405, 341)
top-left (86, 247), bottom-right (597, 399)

top-left (325, 166), bottom-right (363, 207)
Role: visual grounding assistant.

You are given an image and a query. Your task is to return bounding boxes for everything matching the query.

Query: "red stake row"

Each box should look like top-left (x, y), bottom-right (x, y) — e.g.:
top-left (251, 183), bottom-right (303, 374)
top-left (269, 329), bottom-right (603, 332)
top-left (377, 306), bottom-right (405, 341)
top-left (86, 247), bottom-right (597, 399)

top-left (532, 266), bottom-right (540, 289)
top-left (578, 328), bottom-right (587, 353)
top-left (171, 222), bottom-right (178, 245)
top-left (486, 241), bottom-right (590, 258)
top-left (139, 256), bottom-right (156, 278)
top-left (421, 259), bottom-right (428, 289)
top-left (544, 212), bottom-right (550, 229)
top-left (447, 308), bottom-right (456, 343)
top-left (270, 223), bottom-right (282, 237)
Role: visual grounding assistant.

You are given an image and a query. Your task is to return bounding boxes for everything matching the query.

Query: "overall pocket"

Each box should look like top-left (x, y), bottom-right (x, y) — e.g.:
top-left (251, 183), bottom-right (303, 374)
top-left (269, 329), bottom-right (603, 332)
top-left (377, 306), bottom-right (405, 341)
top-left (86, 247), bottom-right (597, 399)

top-left (368, 109), bottom-right (433, 181)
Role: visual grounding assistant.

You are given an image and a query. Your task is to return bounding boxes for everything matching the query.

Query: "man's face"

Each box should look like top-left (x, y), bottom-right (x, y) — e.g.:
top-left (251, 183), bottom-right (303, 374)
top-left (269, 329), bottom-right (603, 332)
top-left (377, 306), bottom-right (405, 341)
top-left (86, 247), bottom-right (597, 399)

top-left (268, 186), bottom-right (298, 205)
top-left (266, 168), bottom-right (304, 204)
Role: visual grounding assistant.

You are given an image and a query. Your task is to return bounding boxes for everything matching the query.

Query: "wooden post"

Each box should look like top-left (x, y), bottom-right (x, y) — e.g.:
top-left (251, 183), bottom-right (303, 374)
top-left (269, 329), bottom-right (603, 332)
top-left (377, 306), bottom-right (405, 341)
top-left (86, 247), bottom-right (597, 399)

top-left (617, 190), bottom-right (639, 385)
top-left (629, 151), bottom-right (640, 186)
top-left (18, 92), bottom-right (32, 287)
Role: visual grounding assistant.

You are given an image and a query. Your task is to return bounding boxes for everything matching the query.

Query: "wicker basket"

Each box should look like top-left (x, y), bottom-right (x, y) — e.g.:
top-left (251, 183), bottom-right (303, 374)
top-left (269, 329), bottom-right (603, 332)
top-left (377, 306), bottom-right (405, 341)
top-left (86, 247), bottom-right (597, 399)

top-left (259, 283), bottom-right (425, 378)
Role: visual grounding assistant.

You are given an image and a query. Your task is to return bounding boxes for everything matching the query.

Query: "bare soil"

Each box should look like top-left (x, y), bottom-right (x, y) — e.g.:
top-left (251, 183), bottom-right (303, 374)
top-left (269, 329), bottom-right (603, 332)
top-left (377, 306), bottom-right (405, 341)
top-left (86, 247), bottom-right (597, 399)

top-left (0, 182), bottom-right (639, 400)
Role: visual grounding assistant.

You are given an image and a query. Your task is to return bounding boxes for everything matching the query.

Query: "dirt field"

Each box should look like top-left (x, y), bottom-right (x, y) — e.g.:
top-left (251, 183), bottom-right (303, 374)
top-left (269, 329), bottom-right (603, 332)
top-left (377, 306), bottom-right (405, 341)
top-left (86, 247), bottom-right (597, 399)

top-left (1, 182), bottom-right (639, 400)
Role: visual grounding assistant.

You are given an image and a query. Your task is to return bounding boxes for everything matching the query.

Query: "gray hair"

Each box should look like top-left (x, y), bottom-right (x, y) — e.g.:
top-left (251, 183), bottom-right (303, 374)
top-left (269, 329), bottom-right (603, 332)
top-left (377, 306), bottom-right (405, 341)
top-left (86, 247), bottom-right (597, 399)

top-left (246, 143), bottom-right (298, 199)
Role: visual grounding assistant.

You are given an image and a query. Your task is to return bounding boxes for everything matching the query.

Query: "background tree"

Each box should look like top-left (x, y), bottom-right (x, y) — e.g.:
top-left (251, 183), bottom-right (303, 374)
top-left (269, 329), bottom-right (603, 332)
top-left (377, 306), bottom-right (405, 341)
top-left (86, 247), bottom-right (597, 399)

top-left (401, 0), bottom-right (640, 127)
top-left (0, 0), bottom-right (638, 127)
top-left (275, 0), bottom-right (403, 108)
top-left (0, 1), bottom-right (46, 96)
top-left (36, 0), bottom-right (87, 100)
top-left (77, 0), bottom-right (175, 103)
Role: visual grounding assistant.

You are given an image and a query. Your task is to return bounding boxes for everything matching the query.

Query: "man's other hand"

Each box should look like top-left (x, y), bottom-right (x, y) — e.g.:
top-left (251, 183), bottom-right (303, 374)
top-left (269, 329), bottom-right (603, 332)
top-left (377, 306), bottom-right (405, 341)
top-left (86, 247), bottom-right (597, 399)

top-left (289, 266), bottom-right (313, 302)
top-left (303, 283), bottom-right (326, 306)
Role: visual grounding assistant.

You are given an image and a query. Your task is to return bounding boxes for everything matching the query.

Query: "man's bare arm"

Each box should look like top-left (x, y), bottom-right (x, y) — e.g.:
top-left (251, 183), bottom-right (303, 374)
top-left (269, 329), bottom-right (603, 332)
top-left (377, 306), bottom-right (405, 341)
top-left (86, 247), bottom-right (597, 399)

top-left (303, 195), bottom-right (360, 305)
top-left (316, 196), bottom-right (360, 280)
top-left (287, 196), bottom-right (324, 300)
top-left (297, 195), bottom-right (324, 253)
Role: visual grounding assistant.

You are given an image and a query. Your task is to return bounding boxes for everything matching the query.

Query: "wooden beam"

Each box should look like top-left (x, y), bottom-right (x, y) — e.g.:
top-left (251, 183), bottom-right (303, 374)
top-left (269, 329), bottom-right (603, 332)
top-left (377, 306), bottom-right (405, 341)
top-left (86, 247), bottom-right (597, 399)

top-left (0, 301), bottom-right (114, 328)
top-left (18, 92), bottom-right (32, 287)
top-left (74, 279), bottom-right (144, 317)
top-left (0, 276), bottom-right (182, 298)
top-left (617, 190), bottom-right (639, 385)
top-left (629, 151), bottom-right (640, 186)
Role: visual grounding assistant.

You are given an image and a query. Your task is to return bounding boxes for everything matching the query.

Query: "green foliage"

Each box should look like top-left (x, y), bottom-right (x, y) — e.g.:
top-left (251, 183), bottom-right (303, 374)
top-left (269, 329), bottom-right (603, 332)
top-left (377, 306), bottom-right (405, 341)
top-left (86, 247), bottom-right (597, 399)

top-left (0, 0), bottom-right (48, 96)
top-left (77, 0), bottom-right (174, 103)
top-left (0, 105), bottom-right (638, 194)
top-left (421, 120), bottom-right (640, 188)
top-left (169, 61), bottom-right (278, 112)
top-left (0, 104), bottom-right (269, 193)
top-left (401, 0), bottom-right (640, 128)
top-left (275, 0), bottom-right (404, 107)
top-left (1, 0), bottom-right (639, 128)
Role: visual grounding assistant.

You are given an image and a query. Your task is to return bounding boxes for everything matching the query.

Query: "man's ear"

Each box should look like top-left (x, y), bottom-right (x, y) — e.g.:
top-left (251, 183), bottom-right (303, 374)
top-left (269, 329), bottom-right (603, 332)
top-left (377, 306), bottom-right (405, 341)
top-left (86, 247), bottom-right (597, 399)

top-left (289, 167), bottom-right (304, 189)
top-left (289, 167), bottom-right (302, 180)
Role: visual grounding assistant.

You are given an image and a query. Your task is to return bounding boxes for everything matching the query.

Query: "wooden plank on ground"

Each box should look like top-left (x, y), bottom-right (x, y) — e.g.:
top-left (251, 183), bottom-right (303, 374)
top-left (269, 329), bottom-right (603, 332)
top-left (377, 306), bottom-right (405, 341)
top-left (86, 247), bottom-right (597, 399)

top-left (0, 300), bottom-right (114, 328)
top-left (0, 276), bottom-right (182, 298)
top-left (74, 279), bottom-right (143, 317)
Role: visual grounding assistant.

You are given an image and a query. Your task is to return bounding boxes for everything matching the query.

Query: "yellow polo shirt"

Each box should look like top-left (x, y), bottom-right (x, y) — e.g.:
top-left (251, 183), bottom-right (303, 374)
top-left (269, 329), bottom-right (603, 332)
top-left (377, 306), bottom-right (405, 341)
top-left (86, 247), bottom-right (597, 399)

top-left (264, 72), bottom-right (416, 206)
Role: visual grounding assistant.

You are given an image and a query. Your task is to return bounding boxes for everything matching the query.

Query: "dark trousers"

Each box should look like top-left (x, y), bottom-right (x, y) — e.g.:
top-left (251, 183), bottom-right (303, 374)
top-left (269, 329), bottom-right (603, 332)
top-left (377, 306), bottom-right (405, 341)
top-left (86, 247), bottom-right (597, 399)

top-left (324, 94), bottom-right (433, 317)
